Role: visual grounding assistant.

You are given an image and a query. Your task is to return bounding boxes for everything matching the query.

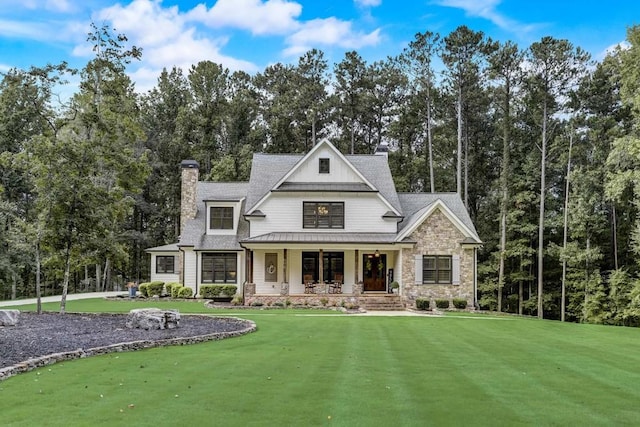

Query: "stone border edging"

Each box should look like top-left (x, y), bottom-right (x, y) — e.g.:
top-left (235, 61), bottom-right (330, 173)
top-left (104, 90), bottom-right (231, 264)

top-left (0, 315), bottom-right (256, 382)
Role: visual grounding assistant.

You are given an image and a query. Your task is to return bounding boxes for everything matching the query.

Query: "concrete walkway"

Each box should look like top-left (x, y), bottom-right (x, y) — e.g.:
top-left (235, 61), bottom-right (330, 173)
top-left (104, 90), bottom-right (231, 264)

top-left (0, 291), bottom-right (127, 307)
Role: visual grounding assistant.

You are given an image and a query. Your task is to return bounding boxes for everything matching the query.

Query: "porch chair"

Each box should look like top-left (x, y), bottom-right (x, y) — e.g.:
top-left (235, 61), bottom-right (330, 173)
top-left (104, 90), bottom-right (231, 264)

top-left (304, 274), bottom-right (316, 294)
top-left (329, 274), bottom-right (343, 294)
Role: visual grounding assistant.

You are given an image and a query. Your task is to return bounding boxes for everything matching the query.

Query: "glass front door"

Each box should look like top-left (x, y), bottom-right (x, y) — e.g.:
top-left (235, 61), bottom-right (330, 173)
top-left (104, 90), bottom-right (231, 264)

top-left (363, 254), bottom-right (386, 292)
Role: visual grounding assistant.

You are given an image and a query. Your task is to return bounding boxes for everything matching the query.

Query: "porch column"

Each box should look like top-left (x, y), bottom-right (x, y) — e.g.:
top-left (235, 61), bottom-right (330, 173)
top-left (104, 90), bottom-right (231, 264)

top-left (246, 249), bottom-right (253, 283)
top-left (319, 249), bottom-right (324, 284)
top-left (354, 250), bottom-right (359, 284)
top-left (283, 249), bottom-right (288, 283)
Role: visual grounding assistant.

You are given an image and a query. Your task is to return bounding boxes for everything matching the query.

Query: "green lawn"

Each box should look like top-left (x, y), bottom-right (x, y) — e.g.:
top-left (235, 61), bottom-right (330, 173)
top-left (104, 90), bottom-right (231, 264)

top-left (2, 299), bottom-right (640, 426)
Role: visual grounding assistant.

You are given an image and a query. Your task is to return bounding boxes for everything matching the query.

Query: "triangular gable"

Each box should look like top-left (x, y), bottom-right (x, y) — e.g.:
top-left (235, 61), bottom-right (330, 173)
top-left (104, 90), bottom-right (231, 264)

top-left (396, 199), bottom-right (481, 243)
top-left (276, 139), bottom-right (372, 187)
top-left (247, 139), bottom-right (401, 215)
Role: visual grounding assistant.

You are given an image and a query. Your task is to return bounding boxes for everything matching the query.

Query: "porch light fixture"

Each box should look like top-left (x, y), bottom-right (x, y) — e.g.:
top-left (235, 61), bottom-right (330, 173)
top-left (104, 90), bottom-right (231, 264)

top-left (374, 250), bottom-right (380, 257)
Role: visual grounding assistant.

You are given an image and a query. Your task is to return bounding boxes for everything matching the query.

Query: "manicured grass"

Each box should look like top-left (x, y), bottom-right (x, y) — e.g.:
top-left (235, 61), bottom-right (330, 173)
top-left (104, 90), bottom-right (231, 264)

top-left (2, 301), bottom-right (640, 426)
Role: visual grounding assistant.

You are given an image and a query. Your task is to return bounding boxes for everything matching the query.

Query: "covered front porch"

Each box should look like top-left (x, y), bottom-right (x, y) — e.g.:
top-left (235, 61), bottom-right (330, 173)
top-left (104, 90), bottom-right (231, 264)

top-left (241, 233), bottom-right (409, 300)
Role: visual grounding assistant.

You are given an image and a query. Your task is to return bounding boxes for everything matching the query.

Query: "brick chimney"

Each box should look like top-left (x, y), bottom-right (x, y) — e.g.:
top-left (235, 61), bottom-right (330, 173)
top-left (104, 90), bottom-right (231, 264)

top-left (180, 160), bottom-right (199, 235)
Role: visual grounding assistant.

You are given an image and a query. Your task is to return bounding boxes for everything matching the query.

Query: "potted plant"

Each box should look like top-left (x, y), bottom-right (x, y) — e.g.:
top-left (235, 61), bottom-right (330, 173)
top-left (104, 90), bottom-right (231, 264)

top-left (389, 281), bottom-right (399, 294)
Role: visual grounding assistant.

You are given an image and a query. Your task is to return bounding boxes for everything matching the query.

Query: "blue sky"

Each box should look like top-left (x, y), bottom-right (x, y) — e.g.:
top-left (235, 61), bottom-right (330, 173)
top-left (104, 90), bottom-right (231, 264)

top-left (1, 0), bottom-right (638, 93)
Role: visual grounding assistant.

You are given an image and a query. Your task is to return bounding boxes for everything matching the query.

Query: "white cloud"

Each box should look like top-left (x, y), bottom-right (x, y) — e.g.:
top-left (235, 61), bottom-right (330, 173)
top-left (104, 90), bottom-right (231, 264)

top-left (434, 0), bottom-right (538, 34)
top-left (284, 17), bottom-right (382, 57)
top-left (187, 0), bottom-right (302, 35)
top-left (83, 0), bottom-right (259, 93)
top-left (355, 0), bottom-right (382, 7)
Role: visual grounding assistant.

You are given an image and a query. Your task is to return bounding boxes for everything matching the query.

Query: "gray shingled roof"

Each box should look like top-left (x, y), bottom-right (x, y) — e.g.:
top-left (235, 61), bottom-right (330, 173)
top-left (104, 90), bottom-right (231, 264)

top-left (179, 182), bottom-right (250, 250)
top-left (145, 243), bottom-right (179, 252)
top-left (242, 232), bottom-right (398, 244)
top-left (397, 192), bottom-right (481, 242)
top-left (245, 150), bottom-right (402, 214)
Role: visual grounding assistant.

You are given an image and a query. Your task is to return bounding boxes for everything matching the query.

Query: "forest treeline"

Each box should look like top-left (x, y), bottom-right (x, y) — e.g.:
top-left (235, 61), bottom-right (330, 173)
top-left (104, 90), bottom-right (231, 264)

top-left (2, 23), bottom-right (640, 323)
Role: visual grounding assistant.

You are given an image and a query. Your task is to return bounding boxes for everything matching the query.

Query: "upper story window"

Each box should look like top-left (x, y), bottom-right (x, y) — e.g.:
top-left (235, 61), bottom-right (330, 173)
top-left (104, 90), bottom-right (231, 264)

top-left (319, 158), bottom-right (330, 173)
top-left (210, 207), bottom-right (233, 230)
top-left (303, 202), bottom-right (344, 229)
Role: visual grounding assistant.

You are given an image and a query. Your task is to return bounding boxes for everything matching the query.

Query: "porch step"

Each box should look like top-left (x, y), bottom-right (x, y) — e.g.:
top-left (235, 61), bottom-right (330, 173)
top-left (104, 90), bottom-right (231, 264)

top-left (359, 295), bottom-right (405, 311)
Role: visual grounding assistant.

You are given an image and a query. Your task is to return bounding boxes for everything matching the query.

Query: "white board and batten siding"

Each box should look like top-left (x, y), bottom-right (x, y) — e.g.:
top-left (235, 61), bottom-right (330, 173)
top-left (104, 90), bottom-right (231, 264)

top-left (287, 145), bottom-right (361, 183)
top-left (250, 193), bottom-right (396, 237)
top-left (182, 249), bottom-right (198, 291)
top-left (149, 252), bottom-right (180, 284)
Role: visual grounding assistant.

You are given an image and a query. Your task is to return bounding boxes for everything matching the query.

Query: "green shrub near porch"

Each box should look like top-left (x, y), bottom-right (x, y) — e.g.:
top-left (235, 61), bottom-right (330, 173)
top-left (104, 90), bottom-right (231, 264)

top-left (165, 282), bottom-right (180, 296)
top-left (147, 281), bottom-right (165, 296)
top-left (200, 285), bottom-right (237, 299)
top-left (138, 282), bottom-right (150, 297)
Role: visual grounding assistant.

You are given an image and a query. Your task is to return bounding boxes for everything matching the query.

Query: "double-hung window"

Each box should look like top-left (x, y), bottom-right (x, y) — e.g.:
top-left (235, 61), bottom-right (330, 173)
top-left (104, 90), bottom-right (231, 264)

top-left (422, 255), bottom-right (452, 284)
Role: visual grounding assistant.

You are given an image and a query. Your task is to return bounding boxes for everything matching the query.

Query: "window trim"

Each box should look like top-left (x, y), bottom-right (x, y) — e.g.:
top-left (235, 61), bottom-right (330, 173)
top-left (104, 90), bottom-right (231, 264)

top-left (156, 255), bottom-right (175, 274)
top-left (422, 255), bottom-right (452, 284)
top-left (303, 201), bottom-right (344, 229)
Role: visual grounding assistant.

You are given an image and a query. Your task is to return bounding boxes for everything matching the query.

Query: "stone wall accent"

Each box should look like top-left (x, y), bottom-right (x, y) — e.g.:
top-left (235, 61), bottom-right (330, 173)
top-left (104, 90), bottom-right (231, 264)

top-left (180, 160), bottom-right (199, 235)
top-left (244, 282), bottom-right (256, 297)
top-left (401, 209), bottom-right (475, 309)
top-left (0, 309), bottom-right (19, 326)
top-left (0, 315), bottom-right (255, 382)
top-left (280, 282), bottom-right (289, 296)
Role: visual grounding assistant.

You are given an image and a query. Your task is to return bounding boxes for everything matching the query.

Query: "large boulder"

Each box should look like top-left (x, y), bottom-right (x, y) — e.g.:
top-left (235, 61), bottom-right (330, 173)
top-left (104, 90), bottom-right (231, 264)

top-left (125, 308), bottom-right (180, 330)
top-left (0, 310), bottom-right (19, 326)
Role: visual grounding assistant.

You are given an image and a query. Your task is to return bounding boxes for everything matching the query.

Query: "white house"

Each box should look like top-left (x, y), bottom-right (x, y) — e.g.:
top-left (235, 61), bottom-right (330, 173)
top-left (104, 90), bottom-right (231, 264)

top-left (147, 140), bottom-right (482, 309)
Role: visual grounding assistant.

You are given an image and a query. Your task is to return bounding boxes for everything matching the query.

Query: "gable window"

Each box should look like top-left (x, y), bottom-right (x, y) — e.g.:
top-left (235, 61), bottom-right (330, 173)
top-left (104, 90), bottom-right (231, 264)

top-left (303, 202), bottom-right (344, 229)
top-left (156, 256), bottom-right (175, 274)
top-left (210, 207), bottom-right (233, 230)
top-left (202, 253), bottom-right (237, 283)
top-left (423, 255), bottom-right (452, 284)
top-left (319, 158), bottom-right (330, 173)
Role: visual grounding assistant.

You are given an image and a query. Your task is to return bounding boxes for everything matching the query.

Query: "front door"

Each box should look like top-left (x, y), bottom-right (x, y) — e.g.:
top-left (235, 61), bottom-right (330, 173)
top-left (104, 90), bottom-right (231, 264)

top-left (363, 254), bottom-right (386, 292)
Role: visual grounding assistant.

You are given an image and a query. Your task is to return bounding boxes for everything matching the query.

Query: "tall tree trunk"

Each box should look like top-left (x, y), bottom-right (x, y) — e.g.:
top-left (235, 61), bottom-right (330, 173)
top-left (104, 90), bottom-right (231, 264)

top-left (612, 204), bottom-right (618, 270)
top-left (36, 237), bottom-right (42, 314)
top-left (427, 87), bottom-right (435, 193)
top-left (498, 78), bottom-right (512, 314)
top-left (537, 101), bottom-right (548, 319)
top-left (59, 240), bottom-right (72, 314)
top-left (456, 87), bottom-right (463, 200)
top-left (561, 130), bottom-right (573, 322)
top-left (96, 263), bottom-right (102, 292)
top-left (11, 273), bottom-right (16, 300)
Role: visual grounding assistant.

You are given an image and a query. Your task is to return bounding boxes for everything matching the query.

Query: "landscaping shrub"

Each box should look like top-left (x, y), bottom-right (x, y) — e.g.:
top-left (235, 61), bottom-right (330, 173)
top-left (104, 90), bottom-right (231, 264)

top-left (171, 285), bottom-right (183, 298)
top-left (251, 301), bottom-right (264, 307)
top-left (200, 285), bottom-right (238, 299)
top-left (178, 287), bottom-right (193, 298)
top-left (416, 298), bottom-right (430, 311)
top-left (435, 299), bottom-right (450, 309)
top-left (452, 298), bottom-right (467, 309)
top-left (231, 295), bottom-right (243, 306)
top-left (221, 285), bottom-right (237, 297)
top-left (147, 281), bottom-right (165, 297)
top-left (165, 282), bottom-right (180, 296)
top-left (138, 283), bottom-right (150, 297)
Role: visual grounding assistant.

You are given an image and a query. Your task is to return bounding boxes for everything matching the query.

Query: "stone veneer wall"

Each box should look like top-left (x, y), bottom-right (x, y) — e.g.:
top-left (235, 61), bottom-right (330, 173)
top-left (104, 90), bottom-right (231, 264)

top-left (180, 160), bottom-right (199, 234)
top-left (401, 209), bottom-right (475, 309)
